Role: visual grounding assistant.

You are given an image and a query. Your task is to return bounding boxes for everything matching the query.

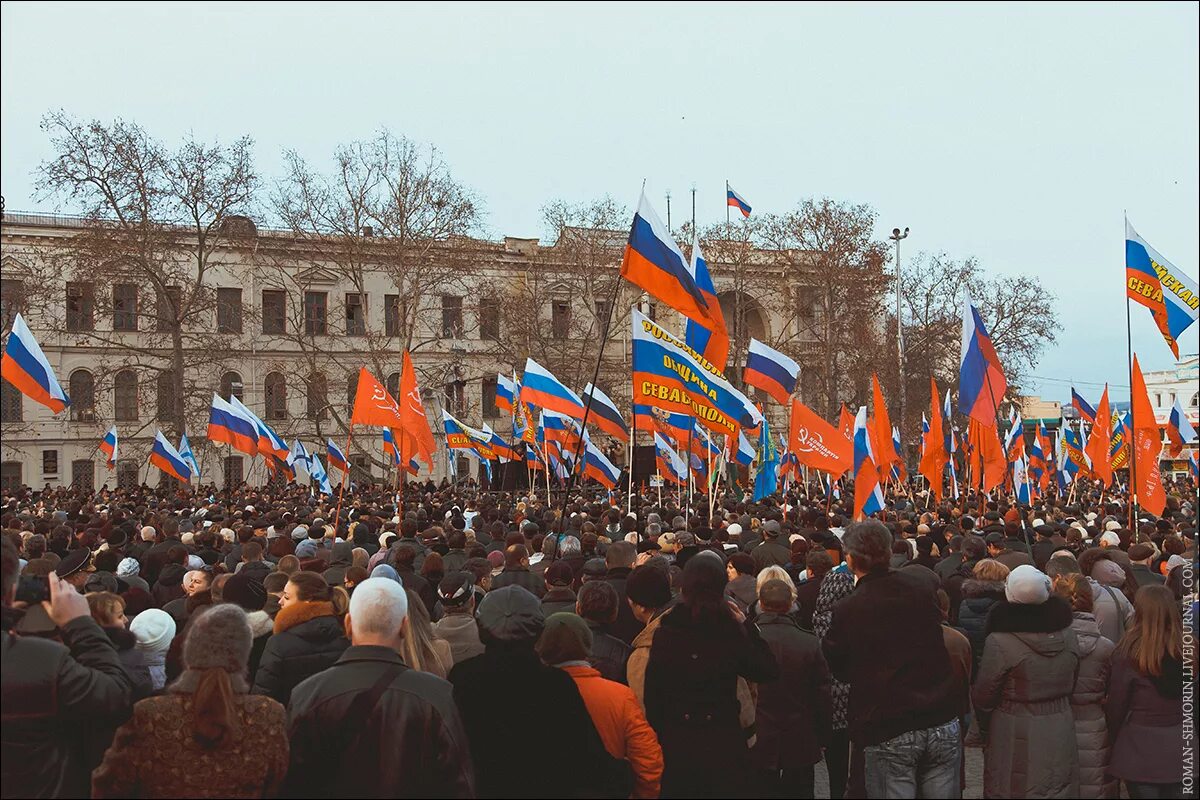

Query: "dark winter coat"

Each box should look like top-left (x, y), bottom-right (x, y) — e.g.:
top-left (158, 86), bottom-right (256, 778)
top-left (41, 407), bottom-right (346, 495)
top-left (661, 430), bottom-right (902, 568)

top-left (1106, 652), bottom-right (1184, 785)
top-left (750, 538), bottom-right (791, 573)
top-left (1129, 563), bottom-right (1165, 589)
top-left (955, 578), bottom-right (1006, 673)
top-left (320, 541), bottom-right (354, 586)
top-left (942, 557), bottom-right (983, 626)
top-left (793, 573), bottom-right (824, 630)
top-left (750, 612), bottom-right (831, 770)
top-left (812, 569), bottom-right (855, 731)
top-left (1067, 613), bottom-right (1116, 799)
top-left (251, 601), bottom-right (349, 705)
top-left (600, 567), bottom-right (644, 644)
top-left (540, 587), bottom-right (578, 617)
top-left (724, 574), bottom-right (758, 615)
top-left (490, 566), bottom-right (546, 598)
top-left (972, 596), bottom-right (1081, 799)
top-left (644, 604), bottom-right (779, 798)
top-left (586, 620), bottom-right (631, 685)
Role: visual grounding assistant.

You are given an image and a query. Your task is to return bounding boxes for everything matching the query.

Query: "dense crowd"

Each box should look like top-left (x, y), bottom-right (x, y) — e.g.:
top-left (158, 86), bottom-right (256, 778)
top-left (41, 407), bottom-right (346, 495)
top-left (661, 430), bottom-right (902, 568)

top-left (0, 472), bottom-right (1194, 799)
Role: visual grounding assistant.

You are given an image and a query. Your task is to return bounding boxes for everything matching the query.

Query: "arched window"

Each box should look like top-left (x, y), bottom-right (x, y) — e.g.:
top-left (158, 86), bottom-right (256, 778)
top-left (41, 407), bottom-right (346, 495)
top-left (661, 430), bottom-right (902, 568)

top-left (306, 373), bottom-right (328, 420)
top-left (157, 370), bottom-right (176, 423)
top-left (220, 371), bottom-right (244, 402)
top-left (1192, 392), bottom-right (1199, 408)
top-left (265, 372), bottom-right (287, 421)
top-left (114, 370), bottom-right (138, 422)
top-left (116, 460), bottom-right (139, 489)
top-left (69, 370), bottom-right (96, 422)
top-left (386, 372), bottom-right (401, 400)
top-left (1, 379), bottom-right (23, 423)
top-left (347, 372), bottom-right (359, 417)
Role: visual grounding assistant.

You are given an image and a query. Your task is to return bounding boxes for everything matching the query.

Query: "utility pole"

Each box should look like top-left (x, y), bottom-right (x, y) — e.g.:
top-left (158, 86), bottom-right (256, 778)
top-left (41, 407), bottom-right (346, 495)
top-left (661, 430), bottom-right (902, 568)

top-left (889, 226), bottom-right (910, 440)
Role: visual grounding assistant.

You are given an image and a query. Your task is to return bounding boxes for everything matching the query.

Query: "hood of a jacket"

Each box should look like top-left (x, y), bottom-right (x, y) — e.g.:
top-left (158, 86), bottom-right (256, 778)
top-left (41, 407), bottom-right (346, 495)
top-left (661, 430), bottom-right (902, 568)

top-left (156, 563), bottom-right (186, 587)
top-left (1069, 612), bottom-right (1103, 657)
top-left (985, 595), bottom-right (1074, 657)
top-left (328, 541), bottom-right (353, 568)
top-left (961, 579), bottom-right (1007, 599)
top-left (104, 625), bottom-right (138, 651)
top-left (273, 599), bottom-right (338, 635)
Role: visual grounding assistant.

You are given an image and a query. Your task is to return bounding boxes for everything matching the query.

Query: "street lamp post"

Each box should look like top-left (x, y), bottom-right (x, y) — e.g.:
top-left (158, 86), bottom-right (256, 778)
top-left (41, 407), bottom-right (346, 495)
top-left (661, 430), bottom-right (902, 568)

top-left (889, 226), bottom-right (909, 441)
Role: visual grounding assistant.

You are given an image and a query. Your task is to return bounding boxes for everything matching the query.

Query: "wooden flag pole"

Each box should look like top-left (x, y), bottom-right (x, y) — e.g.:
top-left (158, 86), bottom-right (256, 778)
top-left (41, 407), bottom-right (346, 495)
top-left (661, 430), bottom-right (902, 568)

top-left (332, 424), bottom-right (355, 535)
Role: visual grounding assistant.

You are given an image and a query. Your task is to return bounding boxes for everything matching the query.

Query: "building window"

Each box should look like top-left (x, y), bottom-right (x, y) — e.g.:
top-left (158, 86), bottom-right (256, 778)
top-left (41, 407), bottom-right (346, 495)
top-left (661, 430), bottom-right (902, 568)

top-left (66, 281), bottom-right (95, 331)
top-left (1192, 392), bottom-right (1198, 408)
top-left (262, 290), bottom-right (286, 334)
top-left (69, 370), bottom-right (95, 422)
top-left (482, 377), bottom-right (499, 418)
top-left (441, 295), bottom-right (463, 339)
top-left (796, 289), bottom-right (815, 332)
top-left (0, 462), bottom-right (21, 492)
top-left (42, 449), bottom-right (58, 477)
top-left (223, 456), bottom-right (244, 489)
top-left (1155, 393), bottom-right (1161, 408)
top-left (552, 301), bottom-right (571, 339)
top-left (217, 287), bottom-right (243, 333)
top-left (456, 456), bottom-right (471, 477)
top-left (116, 460), bottom-right (139, 489)
top-left (114, 370), bottom-right (139, 422)
top-left (345, 293), bottom-right (366, 336)
top-left (0, 278), bottom-right (25, 327)
top-left (265, 372), bottom-right (287, 421)
top-left (346, 372), bottom-right (358, 417)
top-left (350, 455), bottom-right (372, 485)
top-left (480, 298), bottom-right (500, 341)
top-left (386, 372), bottom-right (401, 400)
top-left (385, 294), bottom-right (403, 338)
top-left (157, 285), bottom-right (180, 332)
top-left (304, 291), bottom-right (328, 336)
top-left (71, 460), bottom-right (95, 492)
top-left (0, 380), bottom-right (22, 423)
top-left (307, 373), bottom-right (328, 421)
top-left (113, 283), bottom-right (138, 331)
top-left (595, 300), bottom-right (612, 325)
top-left (156, 370), bottom-right (176, 424)
top-left (220, 371), bottom-right (244, 402)
top-left (444, 381), bottom-right (465, 415)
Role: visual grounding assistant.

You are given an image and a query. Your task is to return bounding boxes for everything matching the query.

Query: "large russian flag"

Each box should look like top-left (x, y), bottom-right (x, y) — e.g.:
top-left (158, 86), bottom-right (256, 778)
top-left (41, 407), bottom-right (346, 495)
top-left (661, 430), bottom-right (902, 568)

top-left (620, 192), bottom-right (718, 330)
top-left (150, 430), bottom-right (191, 482)
top-left (726, 185), bottom-right (752, 218)
top-left (208, 394), bottom-right (260, 456)
top-left (582, 383), bottom-right (629, 441)
top-left (683, 239), bottom-right (730, 371)
top-left (743, 338), bottom-right (800, 406)
top-left (1126, 220), bottom-right (1199, 359)
top-left (1, 313), bottom-right (70, 413)
top-left (633, 403), bottom-right (691, 446)
top-left (496, 373), bottom-right (517, 415)
top-left (520, 358), bottom-right (584, 418)
top-left (100, 426), bottom-right (119, 470)
top-left (326, 439), bottom-right (349, 473)
top-left (958, 295), bottom-right (1007, 426)
top-left (852, 406), bottom-right (885, 520)
top-left (230, 396), bottom-right (290, 461)
top-left (583, 439), bottom-right (620, 489)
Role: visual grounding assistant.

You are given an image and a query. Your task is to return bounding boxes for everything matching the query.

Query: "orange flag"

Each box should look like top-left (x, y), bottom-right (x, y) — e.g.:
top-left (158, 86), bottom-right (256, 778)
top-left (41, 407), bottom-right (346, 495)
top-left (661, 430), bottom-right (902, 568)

top-left (1130, 356), bottom-right (1166, 516)
top-left (399, 352), bottom-right (437, 470)
top-left (350, 367), bottom-right (405, 429)
top-left (970, 418), bottom-right (1007, 493)
top-left (1084, 384), bottom-right (1113, 487)
top-left (838, 405), bottom-right (854, 440)
top-left (919, 377), bottom-right (947, 498)
top-left (871, 374), bottom-right (898, 472)
top-left (788, 399), bottom-right (853, 477)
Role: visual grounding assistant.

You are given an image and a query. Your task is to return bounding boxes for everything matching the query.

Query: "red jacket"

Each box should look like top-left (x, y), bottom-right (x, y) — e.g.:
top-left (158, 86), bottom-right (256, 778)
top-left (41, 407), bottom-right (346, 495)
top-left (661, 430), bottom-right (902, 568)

top-left (562, 664), bottom-right (663, 798)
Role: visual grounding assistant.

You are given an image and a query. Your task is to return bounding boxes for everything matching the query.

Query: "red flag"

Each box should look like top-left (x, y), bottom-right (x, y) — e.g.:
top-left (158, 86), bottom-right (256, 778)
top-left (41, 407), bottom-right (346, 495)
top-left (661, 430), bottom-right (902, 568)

top-left (838, 405), bottom-right (854, 440)
top-left (788, 399), bottom-right (852, 477)
top-left (919, 377), bottom-right (947, 498)
top-left (399, 352), bottom-right (436, 471)
top-left (970, 418), bottom-right (1007, 493)
top-left (1084, 385), bottom-right (1113, 488)
top-left (1130, 356), bottom-right (1166, 516)
top-left (871, 374), bottom-right (898, 473)
top-left (350, 368), bottom-right (405, 428)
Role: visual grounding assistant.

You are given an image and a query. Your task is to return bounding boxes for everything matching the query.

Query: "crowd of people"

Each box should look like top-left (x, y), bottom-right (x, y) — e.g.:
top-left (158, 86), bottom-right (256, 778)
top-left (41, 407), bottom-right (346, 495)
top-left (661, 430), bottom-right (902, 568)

top-left (0, 470), bottom-right (1194, 799)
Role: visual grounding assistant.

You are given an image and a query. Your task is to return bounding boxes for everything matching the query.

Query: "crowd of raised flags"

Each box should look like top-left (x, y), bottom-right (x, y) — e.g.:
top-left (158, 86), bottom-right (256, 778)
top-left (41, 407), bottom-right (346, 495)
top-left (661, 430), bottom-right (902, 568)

top-left (2, 196), bottom-right (1197, 515)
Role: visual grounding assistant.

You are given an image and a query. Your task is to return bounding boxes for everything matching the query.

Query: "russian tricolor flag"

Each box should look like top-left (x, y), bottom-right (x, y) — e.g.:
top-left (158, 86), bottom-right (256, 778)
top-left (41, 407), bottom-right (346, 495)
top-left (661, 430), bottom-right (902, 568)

top-left (684, 238), bottom-right (730, 371)
top-left (208, 394), bottom-right (260, 456)
top-left (743, 338), bottom-right (800, 405)
top-left (1166, 399), bottom-right (1197, 457)
top-left (496, 373), bottom-right (517, 415)
top-left (726, 185), bottom-right (752, 218)
top-left (383, 427), bottom-right (402, 465)
top-left (150, 430), bottom-right (191, 483)
top-left (482, 423), bottom-right (515, 462)
top-left (1190, 450), bottom-right (1198, 479)
top-left (1071, 388), bottom-right (1096, 424)
top-left (582, 383), bottom-right (629, 442)
top-left (852, 406), bottom-right (885, 520)
top-left (520, 358), bottom-right (584, 419)
top-left (727, 429), bottom-right (756, 466)
top-left (100, 426), bottom-right (119, 470)
top-left (1, 313), bottom-right (70, 414)
top-left (654, 432), bottom-right (688, 486)
top-left (229, 396), bottom-right (290, 461)
top-left (583, 439), bottom-right (621, 489)
top-left (958, 295), bottom-right (1007, 426)
top-left (326, 438), bottom-right (349, 473)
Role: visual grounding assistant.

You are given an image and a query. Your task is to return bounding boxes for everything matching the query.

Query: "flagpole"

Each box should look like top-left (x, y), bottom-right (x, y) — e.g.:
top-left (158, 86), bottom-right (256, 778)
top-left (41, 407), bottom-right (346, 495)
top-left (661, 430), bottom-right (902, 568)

top-left (332, 423), bottom-right (354, 535)
top-left (627, 412), bottom-right (635, 512)
top-left (725, 180), bottom-right (730, 227)
top-left (1123, 211), bottom-right (1140, 537)
top-left (565, 277), bottom-right (622, 508)
top-left (686, 424), bottom-right (694, 528)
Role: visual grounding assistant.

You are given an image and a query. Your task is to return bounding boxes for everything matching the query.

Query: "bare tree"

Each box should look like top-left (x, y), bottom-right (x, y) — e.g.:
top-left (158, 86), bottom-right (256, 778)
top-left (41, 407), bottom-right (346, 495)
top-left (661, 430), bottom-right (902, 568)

top-left (35, 112), bottom-right (258, 444)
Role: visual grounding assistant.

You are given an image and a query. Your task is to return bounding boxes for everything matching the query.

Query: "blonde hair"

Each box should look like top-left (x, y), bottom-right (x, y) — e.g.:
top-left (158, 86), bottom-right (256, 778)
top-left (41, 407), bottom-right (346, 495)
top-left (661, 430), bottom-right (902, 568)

top-left (402, 588), bottom-right (448, 678)
top-left (87, 591), bottom-right (125, 625)
top-left (973, 559), bottom-right (1011, 583)
top-left (756, 565), bottom-right (796, 603)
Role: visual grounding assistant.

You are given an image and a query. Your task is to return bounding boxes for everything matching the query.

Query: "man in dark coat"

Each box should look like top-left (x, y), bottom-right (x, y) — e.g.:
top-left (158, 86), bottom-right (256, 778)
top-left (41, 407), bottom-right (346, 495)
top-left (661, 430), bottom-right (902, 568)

top-left (1, 542), bottom-right (135, 799)
top-left (942, 534), bottom-right (986, 625)
top-left (287, 578), bottom-right (474, 798)
top-left (750, 520), bottom-right (791, 573)
top-left (822, 521), bottom-right (962, 798)
top-left (1127, 543), bottom-right (1165, 588)
top-left (391, 544), bottom-right (436, 615)
top-left (576, 580), bottom-right (631, 684)
top-left (489, 544), bottom-right (546, 598)
top-left (751, 579), bottom-right (832, 798)
top-left (601, 541), bottom-right (643, 643)
top-left (794, 550), bottom-right (834, 630)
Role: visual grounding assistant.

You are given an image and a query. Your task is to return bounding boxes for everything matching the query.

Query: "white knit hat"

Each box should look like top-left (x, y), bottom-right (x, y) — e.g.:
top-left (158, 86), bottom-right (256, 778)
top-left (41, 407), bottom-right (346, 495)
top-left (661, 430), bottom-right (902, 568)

top-left (727, 523), bottom-right (743, 537)
top-left (130, 609), bottom-right (176, 655)
top-left (116, 557), bottom-right (140, 578)
top-left (1005, 564), bottom-right (1051, 605)
top-left (1104, 520), bottom-right (1121, 532)
top-left (186, 555), bottom-right (204, 571)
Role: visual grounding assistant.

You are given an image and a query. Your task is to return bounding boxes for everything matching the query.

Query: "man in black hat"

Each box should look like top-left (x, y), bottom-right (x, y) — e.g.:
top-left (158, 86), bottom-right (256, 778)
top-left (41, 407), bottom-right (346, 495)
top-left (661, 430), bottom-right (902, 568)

top-left (56, 547), bottom-right (92, 591)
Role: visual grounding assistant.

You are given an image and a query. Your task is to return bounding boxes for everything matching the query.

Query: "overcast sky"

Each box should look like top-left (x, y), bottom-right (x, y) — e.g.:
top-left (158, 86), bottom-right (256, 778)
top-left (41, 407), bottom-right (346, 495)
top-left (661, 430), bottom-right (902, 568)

top-left (2, 2), bottom-right (1197, 403)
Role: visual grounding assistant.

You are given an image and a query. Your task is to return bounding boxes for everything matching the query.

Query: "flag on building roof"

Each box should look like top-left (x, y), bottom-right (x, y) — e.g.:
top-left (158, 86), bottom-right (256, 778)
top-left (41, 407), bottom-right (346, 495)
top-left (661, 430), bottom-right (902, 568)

top-left (1071, 388), bottom-right (1097, 424)
top-left (100, 426), bottom-right (119, 470)
top-left (1166, 398), bottom-right (1198, 457)
top-left (852, 406), bottom-right (885, 520)
top-left (1, 312), bottom-right (70, 413)
top-left (150, 430), bottom-right (191, 483)
top-left (654, 432), bottom-right (688, 486)
top-left (496, 372), bottom-right (517, 416)
top-left (743, 338), bottom-right (800, 406)
top-left (683, 237), bottom-right (730, 371)
top-left (207, 394), bottom-right (259, 456)
top-left (326, 439), bottom-right (349, 473)
top-left (620, 191), bottom-right (721, 331)
top-left (178, 433), bottom-right (199, 480)
top-left (726, 184), bottom-right (752, 218)
top-left (582, 383), bottom-right (629, 441)
top-left (1126, 220), bottom-right (1199, 359)
top-left (520, 357), bottom-right (585, 419)
top-left (1130, 355), bottom-right (1166, 516)
top-left (959, 295), bottom-right (1007, 426)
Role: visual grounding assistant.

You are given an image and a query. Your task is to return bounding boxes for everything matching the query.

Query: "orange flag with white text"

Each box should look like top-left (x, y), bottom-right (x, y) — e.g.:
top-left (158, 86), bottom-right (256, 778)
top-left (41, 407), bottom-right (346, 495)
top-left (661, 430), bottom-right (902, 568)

top-left (1084, 385), bottom-right (1113, 487)
top-left (789, 399), bottom-right (853, 477)
top-left (350, 367), bottom-right (405, 429)
top-left (1130, 356), bottom-right (1166, 516)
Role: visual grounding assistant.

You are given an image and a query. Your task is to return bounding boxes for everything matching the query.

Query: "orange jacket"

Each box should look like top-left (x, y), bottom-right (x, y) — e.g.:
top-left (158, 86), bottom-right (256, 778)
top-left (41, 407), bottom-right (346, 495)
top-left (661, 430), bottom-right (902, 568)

top-left (562, 664), bottom-right (663, 798)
